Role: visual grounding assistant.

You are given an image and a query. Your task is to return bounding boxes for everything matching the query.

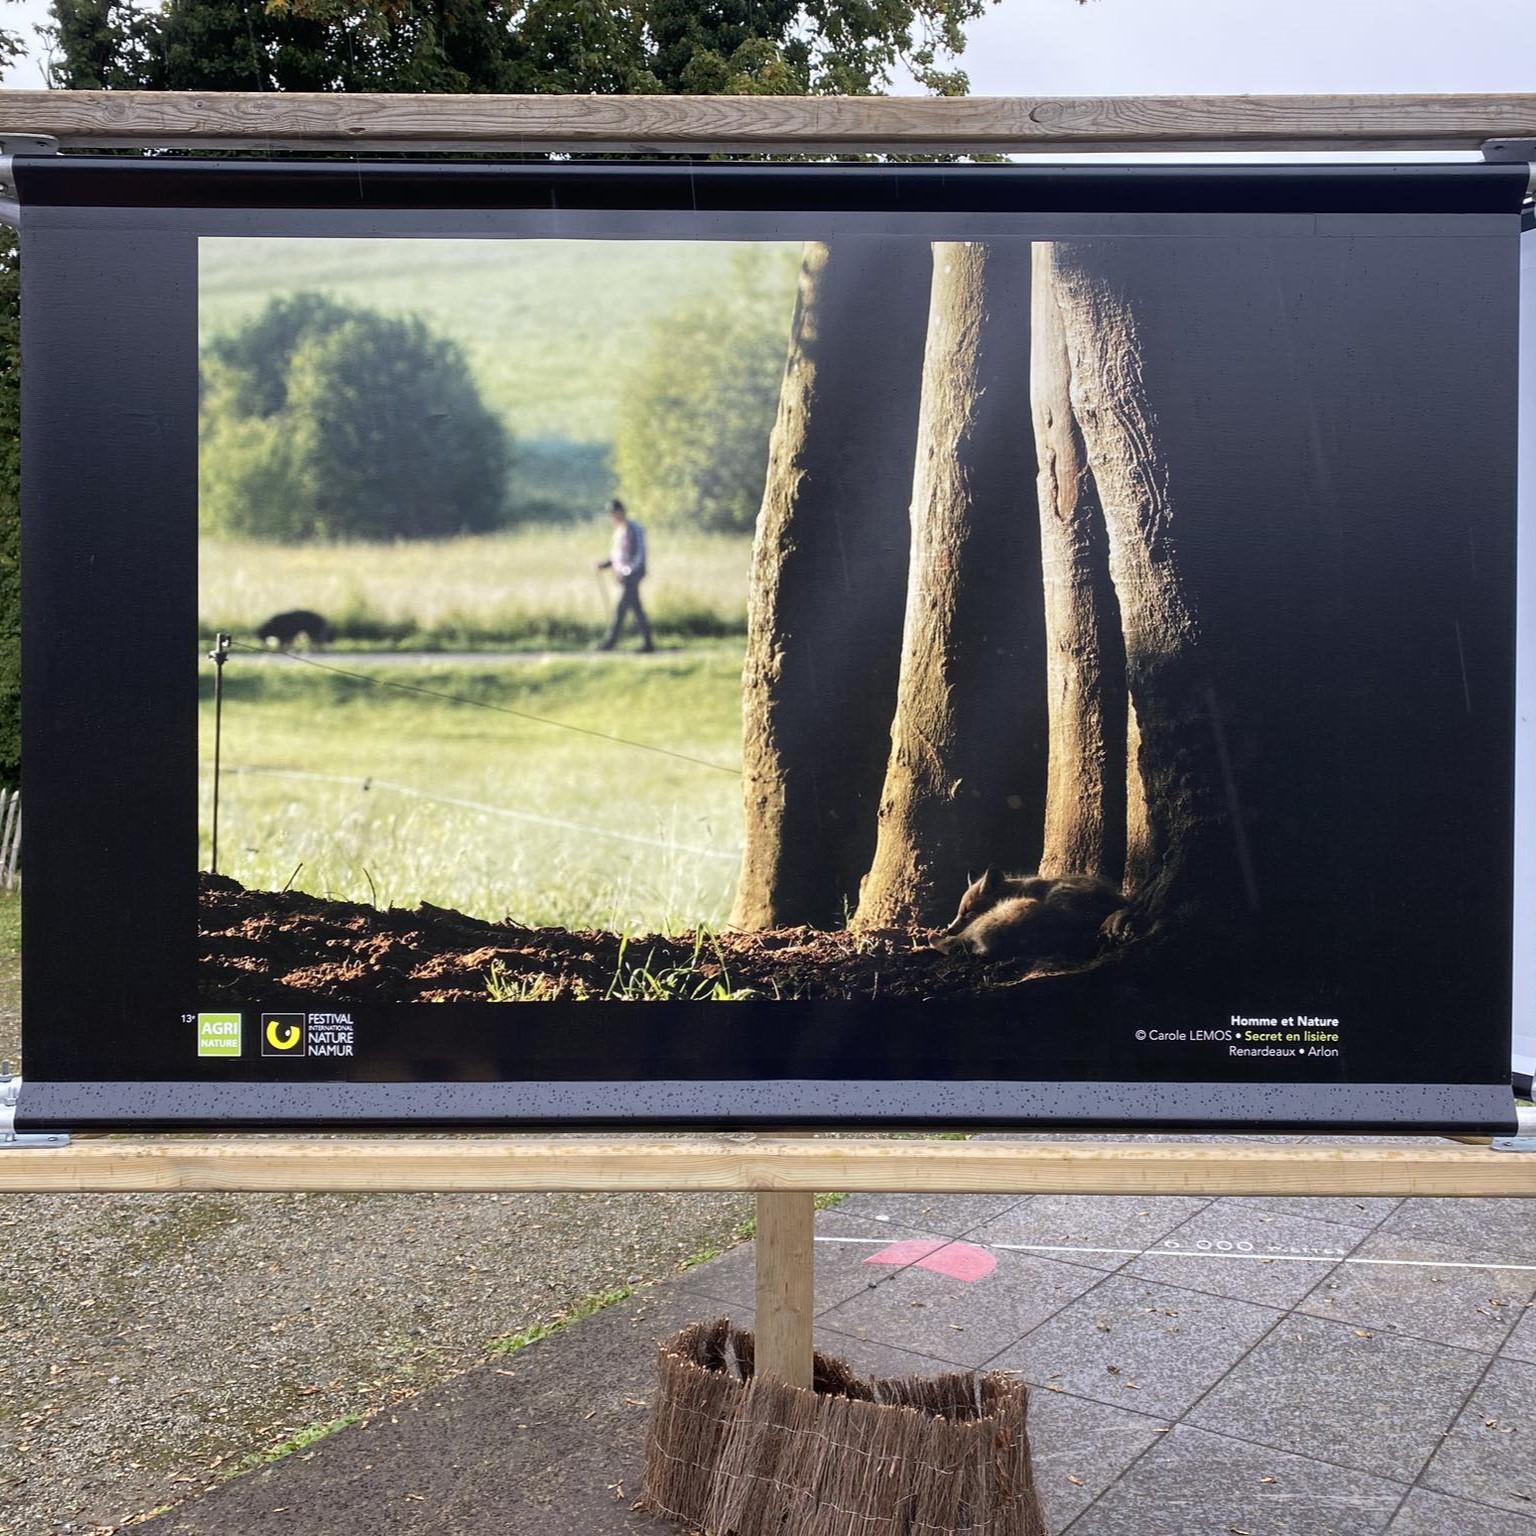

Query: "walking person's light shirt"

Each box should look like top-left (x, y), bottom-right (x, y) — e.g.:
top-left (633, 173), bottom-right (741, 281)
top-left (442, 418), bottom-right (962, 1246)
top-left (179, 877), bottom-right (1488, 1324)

top-left (611, 520), bottom-right (647, 579)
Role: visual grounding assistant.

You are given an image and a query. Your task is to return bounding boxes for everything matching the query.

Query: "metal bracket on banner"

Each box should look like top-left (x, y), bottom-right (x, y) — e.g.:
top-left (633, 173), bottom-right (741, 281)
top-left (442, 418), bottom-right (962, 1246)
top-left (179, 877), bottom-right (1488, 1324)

top-left (1482, 138), bottom-right (1536, 196)
top-left (1492, 1103), bottom-right (1536, 1153)
top-left (0, 136), bottom-right (56, 212)
top-left (1483, 137), bottom-right (1536, 161)
top-left (0, 1067), bottom-right (70, 1150)
top-left (0, 135), bottom-right (57, 157)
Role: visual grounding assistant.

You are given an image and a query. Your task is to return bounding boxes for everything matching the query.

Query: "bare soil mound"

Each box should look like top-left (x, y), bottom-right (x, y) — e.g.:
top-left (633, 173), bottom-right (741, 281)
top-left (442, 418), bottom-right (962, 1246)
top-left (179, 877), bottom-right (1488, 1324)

top-left (197, 874), bottom-right (1062, 1004)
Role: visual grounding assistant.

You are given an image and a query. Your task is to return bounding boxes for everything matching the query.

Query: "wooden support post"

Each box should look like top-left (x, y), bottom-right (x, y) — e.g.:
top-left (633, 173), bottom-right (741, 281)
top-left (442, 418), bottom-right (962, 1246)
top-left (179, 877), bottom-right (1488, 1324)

top-left (754, 1189), bottom-right (816, 1389)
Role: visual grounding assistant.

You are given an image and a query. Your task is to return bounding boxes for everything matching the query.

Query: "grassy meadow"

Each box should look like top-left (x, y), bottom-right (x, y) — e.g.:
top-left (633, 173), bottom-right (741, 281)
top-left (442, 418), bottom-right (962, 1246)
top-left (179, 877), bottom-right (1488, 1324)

top-left (199, 524), bottom-right (753, 651)
top-left (197, 238), bottom-right (780, 929)
top-left (199, 654), bottom-right (744, 933)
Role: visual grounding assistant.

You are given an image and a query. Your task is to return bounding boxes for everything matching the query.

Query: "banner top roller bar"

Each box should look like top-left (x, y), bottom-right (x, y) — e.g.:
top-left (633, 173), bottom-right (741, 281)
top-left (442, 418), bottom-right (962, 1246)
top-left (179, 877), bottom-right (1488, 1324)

top-left (6, 156), bottom-right (1532, 218)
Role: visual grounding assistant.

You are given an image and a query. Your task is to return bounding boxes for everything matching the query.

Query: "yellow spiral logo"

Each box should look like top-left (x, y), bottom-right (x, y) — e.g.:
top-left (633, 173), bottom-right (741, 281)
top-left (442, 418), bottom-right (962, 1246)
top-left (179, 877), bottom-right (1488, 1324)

top-left (261, 1014), bottom-right (306, 1057)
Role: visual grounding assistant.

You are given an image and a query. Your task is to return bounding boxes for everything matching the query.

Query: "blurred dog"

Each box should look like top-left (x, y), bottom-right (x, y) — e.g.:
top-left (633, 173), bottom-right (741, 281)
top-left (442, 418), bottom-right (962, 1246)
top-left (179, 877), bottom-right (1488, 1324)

top-left (256, 609), bottom-right (332, 649)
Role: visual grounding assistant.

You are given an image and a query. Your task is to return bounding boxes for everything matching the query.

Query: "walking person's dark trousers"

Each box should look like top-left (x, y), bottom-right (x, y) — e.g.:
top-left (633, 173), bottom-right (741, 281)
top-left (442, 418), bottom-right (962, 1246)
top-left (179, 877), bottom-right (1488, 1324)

top-left (601, 574), bottom-right (655, 651)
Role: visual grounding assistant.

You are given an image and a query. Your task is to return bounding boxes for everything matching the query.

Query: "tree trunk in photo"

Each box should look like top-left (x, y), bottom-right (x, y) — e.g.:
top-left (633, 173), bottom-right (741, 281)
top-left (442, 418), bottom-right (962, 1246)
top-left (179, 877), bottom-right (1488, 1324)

top-left (1122, 695), bottom-right (1154, 895)
top-left (1029, 243), bottom-right (1127, 886)
top-left (854, 241), bottom-right (1047, 930)
top-left (731, 240), bottom-right (931, 932)
top-left (1026, 230), bottom-right (1516, 1050)
top-left (1035, 240), bottom-right (1226, 923)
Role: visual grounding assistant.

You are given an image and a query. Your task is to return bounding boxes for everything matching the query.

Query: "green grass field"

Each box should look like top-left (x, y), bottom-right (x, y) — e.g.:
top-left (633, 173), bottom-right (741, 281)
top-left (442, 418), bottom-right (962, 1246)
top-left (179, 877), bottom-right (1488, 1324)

top-left (199, 524), bottom-right (753, 650)
top-left (199, 654), bottom-right (744, 933)
top-left (0, 888), bottom-right (18, 1059)
top-left (199, 237), bottom-right (801, 446)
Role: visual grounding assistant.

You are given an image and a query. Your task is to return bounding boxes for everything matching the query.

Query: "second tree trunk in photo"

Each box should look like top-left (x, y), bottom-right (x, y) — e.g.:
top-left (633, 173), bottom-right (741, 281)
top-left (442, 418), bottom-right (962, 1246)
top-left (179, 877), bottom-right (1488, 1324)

top-left (1029, 243), bottom-right (1127, 886)
top-left (732, 240), bottom-right (931, 931)
top-left (855, 241), bottom-right (1048, 930)
top-left (1034, 240), bottom-right (1225, 924)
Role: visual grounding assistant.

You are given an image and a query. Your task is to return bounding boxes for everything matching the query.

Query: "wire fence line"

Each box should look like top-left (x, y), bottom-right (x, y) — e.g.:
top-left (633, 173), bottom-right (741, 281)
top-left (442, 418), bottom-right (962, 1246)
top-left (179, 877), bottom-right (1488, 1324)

top-left (217, 764), bottom-right (741, 863)
top-left (227, 640), bottom-right (742, 778)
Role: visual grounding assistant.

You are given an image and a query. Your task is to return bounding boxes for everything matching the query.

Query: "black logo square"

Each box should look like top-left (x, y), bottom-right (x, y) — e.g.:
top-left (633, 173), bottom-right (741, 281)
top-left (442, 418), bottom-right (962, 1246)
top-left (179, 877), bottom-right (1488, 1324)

top-left (261, 1013), bottom-right (307, 1057)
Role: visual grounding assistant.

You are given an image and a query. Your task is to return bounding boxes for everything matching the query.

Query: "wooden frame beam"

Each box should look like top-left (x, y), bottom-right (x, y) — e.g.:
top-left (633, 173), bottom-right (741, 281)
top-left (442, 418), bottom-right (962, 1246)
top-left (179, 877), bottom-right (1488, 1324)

top-left (1, 91), bottom-right (1534, 156)
top-left (2, 1136), bottom-right (1531, 1196)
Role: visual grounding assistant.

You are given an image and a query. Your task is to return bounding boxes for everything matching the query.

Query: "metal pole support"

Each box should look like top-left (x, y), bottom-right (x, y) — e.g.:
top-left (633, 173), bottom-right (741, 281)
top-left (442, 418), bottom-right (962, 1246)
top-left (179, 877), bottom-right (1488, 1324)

top-left (0, 1067), bottom-right (69, 1150)
top-left (207, 632), bottom-right (231, 875)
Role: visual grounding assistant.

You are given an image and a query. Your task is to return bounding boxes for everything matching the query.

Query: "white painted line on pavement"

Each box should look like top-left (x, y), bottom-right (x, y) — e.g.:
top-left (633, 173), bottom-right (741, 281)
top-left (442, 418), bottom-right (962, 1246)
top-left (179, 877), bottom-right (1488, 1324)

top-left (813, 1235), bottom-right (1536, 1272)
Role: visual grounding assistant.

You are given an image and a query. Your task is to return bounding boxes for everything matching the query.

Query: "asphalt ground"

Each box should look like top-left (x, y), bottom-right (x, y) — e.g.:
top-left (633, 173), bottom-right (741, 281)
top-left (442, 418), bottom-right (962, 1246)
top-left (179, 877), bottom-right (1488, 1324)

top-left (0, 1184), bottom-right (751, 1535)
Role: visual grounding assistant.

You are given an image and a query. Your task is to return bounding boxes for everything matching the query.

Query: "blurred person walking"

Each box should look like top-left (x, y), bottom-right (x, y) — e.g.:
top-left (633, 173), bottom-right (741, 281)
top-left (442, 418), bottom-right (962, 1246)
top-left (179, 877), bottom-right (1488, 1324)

top-left (595, 498), bottom-right (655, 652)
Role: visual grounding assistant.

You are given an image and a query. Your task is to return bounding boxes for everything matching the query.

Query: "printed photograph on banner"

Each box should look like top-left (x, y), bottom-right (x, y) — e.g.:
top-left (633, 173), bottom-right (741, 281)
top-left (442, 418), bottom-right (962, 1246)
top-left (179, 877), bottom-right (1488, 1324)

top-left (195, 233), bottom-right (1513, 1050)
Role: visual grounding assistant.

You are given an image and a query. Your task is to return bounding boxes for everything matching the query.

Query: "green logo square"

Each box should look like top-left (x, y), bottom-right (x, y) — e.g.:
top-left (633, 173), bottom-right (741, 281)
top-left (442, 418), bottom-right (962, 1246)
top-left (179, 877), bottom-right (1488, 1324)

top-left (197, 1012), bottom-right (242, 1058)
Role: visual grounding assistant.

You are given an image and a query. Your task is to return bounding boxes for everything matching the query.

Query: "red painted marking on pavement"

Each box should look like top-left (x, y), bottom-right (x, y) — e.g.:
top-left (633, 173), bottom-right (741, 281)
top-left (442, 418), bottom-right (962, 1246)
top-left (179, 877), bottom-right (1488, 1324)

top-left (864, 1239), bottom-right (997, 1283)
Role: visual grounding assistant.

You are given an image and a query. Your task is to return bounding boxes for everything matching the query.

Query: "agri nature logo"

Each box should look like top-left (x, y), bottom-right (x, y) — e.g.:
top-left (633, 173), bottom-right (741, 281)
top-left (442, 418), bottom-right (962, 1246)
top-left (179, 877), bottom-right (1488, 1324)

top-left (261, 1013), bottom-right (307, 1058)
top-left (195, 1013), bottom-right (241, 1058)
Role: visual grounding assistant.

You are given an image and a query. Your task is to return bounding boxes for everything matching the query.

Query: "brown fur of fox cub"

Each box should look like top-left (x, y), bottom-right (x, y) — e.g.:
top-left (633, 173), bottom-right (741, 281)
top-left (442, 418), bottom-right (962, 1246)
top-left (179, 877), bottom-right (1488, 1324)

top-left (932, 869), bottom-right (1129, 961)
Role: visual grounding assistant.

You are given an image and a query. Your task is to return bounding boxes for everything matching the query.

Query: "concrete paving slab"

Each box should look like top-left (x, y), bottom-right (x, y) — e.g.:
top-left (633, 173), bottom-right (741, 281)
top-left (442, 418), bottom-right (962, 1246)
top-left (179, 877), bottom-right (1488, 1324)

top-left (1123, 1204), bottom-right (1359, 1308)
top-left (968, 1194), bottom-right (1214, 1272)
top-left (1298, 1231), bottom-right (1536, 1352)
top-left (1503, 1296), bottom-right (1536, 1364)
top-left (680, 1209), bottom-right (935, 1317)
top-left (1215, 1195), bottom-right (1400, 1231)
top-left (834, 1190), bottom-right (1028, 1236)
top-left (1374, 1198), bottom-right (1536, 1263)
top-left (1062, 1423), bottom-right (1406, 1536)
top-left (811, 1327), bottom-right (986, 1382)
top-left (816, 1248), bottom-right (1105, 1368)
top-left (1020, 1388), bottom-right (1171, 1532)
top-left (1419, 1356), bottom-right (1536, 1514)
top-left (1185, 1312), bottom-right (1488, 1483)
top-left (1386, 1487), bottom-right (1536, 1534)
top-left (989, 1274), bottom-right (1282, 1418)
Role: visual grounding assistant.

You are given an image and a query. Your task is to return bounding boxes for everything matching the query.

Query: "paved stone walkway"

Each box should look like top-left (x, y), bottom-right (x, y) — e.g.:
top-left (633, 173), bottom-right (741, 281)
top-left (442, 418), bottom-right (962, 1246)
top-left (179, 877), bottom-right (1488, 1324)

top-left (149, 1145), bottom-right (1536, 1536)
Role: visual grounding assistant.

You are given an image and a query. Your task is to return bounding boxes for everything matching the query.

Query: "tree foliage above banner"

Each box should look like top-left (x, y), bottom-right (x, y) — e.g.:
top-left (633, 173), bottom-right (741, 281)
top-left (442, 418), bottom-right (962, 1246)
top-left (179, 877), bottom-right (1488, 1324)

top-left (46, 0), bottom-right (990, 96)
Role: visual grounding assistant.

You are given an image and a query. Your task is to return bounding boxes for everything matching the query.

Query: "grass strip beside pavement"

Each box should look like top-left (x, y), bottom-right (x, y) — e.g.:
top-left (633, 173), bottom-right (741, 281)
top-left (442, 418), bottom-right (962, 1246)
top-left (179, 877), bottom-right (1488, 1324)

top-left (487, 1285), bottom-right (638, 1357)
top-left (231, 1413), bottom-right (365, 1477)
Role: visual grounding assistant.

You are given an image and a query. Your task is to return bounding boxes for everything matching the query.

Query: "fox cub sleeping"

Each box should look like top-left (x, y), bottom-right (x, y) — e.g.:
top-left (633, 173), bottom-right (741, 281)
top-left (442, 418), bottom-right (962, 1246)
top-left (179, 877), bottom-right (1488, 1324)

top-left (933, 868), bottom-right (1129, 961)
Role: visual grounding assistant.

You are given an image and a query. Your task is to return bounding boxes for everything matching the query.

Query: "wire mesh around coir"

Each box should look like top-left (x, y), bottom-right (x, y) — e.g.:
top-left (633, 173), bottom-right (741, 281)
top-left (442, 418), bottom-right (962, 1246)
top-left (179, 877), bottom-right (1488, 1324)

top-left (641, 1318), bottom-right (1048, 1536)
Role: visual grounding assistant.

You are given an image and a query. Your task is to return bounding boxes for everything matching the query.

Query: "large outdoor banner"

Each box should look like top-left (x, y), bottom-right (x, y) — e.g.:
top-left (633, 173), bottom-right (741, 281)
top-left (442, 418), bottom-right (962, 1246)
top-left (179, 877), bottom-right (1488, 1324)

top-left (12, 159), bottom-right (1530, 1129)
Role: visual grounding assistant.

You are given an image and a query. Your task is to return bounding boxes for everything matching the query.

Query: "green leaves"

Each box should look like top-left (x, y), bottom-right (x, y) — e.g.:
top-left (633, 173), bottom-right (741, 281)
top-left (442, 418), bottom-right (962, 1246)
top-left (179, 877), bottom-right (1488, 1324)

top-left (200, 294), bottom-right (512, 542)
top-left (613, 248), bottom-right (797, 536)
top-left (46, 0), bottom-right (992, 97)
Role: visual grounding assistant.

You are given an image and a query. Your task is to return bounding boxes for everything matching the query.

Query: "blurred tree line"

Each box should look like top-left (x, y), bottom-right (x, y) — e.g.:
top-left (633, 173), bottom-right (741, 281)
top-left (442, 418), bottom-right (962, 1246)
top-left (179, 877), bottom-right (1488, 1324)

top-left (614, 247), bottom-right (799, 536)
top-left (201, 294), bottom-right (510, 541)
top-left (200, 248), bottom-right (797, 543)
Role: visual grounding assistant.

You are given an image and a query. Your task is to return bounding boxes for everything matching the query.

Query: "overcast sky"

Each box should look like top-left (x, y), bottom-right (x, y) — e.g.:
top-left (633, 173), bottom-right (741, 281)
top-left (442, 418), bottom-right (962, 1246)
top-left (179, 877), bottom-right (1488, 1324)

top-left (2, 0), bottom-right (1533, 98)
